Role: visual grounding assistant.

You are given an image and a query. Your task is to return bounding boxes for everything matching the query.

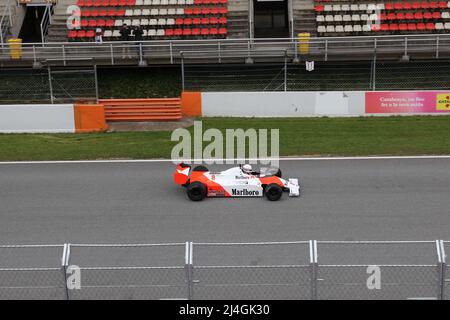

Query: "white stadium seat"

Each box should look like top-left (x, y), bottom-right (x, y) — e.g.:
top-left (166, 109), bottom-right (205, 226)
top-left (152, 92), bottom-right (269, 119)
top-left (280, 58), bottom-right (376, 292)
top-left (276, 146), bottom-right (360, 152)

top-left (335, 25), bottom-right (344, 32)
top-left (435, 22), bottom-right (444, 30)
top-left (326, 25), bottom-right (335, 32)
top-left (353, 25), bottom-right (362, 32)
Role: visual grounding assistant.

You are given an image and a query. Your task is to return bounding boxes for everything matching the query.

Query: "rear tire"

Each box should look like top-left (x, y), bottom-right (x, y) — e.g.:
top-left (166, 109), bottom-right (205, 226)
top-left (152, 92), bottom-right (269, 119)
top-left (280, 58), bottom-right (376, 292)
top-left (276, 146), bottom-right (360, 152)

top-left (264, 183), bottom-right (283, 201)
top-left (187, 182), bottom-right (207, 201)
top-left (193, 165), bottom-right (209, 172)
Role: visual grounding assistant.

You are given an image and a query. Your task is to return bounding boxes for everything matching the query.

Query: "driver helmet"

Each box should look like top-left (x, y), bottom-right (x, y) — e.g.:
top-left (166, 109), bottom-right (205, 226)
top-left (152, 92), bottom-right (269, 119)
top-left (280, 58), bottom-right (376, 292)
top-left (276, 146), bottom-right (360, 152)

top-left (242, 164), bottom-right (252, 174)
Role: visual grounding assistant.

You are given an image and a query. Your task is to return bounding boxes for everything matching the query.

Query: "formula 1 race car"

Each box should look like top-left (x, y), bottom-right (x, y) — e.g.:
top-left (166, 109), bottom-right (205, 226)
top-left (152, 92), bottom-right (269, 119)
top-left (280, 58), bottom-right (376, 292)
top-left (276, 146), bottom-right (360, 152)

top-left (174, 163), bottom-right (300, 201)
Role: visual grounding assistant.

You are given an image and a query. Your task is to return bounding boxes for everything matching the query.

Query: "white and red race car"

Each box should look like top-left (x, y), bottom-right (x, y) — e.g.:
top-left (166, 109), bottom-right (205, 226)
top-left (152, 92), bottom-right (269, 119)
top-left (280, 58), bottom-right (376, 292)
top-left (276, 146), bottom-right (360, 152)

top-left (174, 163), bottom-right (300, 201)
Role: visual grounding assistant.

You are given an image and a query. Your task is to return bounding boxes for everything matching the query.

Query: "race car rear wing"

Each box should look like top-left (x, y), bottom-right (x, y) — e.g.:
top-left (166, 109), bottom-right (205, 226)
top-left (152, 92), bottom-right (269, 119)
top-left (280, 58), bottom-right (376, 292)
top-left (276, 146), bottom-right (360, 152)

top-left (173, 163), bottom-right (191, 185)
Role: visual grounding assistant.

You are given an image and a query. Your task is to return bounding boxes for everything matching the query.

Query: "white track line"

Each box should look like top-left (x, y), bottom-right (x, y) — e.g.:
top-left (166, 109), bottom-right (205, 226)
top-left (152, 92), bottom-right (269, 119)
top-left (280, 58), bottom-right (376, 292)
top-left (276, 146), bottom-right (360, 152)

top-left (0, 155), bottom-right (450, 165)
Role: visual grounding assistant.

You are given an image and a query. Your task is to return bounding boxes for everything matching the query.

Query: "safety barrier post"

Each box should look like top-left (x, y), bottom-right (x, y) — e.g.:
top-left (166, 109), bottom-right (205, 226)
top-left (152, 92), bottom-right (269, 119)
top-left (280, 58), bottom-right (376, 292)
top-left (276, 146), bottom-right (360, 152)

top-left (185, 242), bottom-right (194, 300)
top-left (309, 240), bottom-right (318, 300)
top-left (61, 243), bottom-right (71, 300)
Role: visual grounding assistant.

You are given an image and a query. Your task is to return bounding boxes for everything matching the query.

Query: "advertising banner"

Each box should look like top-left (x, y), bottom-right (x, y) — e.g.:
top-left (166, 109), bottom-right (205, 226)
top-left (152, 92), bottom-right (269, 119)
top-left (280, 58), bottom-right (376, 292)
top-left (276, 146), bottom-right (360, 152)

top-left (365, 91), bottom-right (450, 114)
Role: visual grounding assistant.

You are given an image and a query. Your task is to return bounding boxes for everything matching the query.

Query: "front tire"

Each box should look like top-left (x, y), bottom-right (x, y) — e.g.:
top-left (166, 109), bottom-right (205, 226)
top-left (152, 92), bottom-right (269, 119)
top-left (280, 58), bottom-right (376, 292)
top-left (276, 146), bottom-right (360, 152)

top-left (264, 183), bottom-right (283, 201)
top-left (187, 182), bottom-right (207, 201)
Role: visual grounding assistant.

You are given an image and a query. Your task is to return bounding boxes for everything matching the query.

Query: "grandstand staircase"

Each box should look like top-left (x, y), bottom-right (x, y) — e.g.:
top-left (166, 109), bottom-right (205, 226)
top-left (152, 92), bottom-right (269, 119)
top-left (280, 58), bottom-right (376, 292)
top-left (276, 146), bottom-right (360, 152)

top-left (293, 0), bottom-right (317, 37)
top-left (227, 0), bottom-right (249, 38)
top-left (46, 0), bottom-right (73, 42)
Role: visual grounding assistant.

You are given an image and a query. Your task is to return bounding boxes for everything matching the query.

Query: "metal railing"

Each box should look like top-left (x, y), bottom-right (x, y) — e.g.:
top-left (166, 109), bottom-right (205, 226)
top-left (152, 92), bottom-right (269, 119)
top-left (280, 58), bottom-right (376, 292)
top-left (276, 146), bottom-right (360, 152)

top-left (0, 0), bottom-right (13, 46)
top-left (0, 34), bottom-right (450, 66)
top-left (0, 240), bottom-right (447, 300)
top-left (39, 4), bottom-right (52, 46)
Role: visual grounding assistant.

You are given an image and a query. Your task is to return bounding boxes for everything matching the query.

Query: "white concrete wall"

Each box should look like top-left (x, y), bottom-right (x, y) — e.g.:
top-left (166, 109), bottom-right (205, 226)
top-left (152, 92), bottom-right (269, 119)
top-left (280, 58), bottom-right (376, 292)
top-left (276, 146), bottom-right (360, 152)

top-left (201, 92), bottom-right (365, 117)
top-left (0, 104), bottom-right (75, 133)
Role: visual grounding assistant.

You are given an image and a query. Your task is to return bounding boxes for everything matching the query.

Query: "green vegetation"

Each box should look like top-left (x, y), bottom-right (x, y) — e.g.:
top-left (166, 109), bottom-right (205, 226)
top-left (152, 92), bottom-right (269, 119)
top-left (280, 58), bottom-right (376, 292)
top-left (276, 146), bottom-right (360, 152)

top-left (0, 116), bottom-right (449, 161)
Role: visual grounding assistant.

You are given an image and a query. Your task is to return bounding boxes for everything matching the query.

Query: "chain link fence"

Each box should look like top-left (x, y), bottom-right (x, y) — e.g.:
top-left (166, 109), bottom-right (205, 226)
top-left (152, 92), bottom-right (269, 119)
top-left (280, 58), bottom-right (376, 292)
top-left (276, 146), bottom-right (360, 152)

top-left (0, 67), bottom-right (98, 104)
top-left (0, 241), bottom-right (447, 300)
top-left (182, 60), bottom-right (450, 92)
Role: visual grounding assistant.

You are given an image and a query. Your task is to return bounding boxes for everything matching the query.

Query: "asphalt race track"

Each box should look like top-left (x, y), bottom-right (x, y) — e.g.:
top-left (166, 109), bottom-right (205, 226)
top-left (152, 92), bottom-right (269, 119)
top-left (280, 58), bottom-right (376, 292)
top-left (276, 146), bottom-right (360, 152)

top-left (1, 157), bottom-right (449, 244)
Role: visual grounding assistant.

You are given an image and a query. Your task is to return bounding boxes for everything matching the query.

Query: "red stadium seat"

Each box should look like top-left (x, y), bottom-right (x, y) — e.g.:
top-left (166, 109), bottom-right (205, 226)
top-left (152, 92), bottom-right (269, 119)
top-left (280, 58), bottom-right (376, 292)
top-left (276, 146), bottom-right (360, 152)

top-left (174, 28), bottom-right (183, 36)
top-left (438, 1), bottom-right (447, 8)
top-left (405, 12), bottom-right (414, 19)
top-left (380, 23), bottom-right (389, 31)
top-left (385, 3), bottom-right (394, 10)
top-left (68, 30), bottom-right (78, 39)
top-left (407, 23), bottom-right (416, 30)
top-left (399, 23), bottom-right (408, 31)
top-left (389, 23), bottom-right (399, 31)
top-left (432, 12), bottom-right (441, 19)
top-left (191, 28), bottom-right (201, 35)
top-left (201, 17), bottom-right (209, 24)
top-left (426, 22), bottom-right (435, 30)
top-left (416, 22), bottom-right (426, 30)
top-left (165, 29), bottom-right (174, 36)
top-left (218, 27), bottom-right (227, 35)
top-left (209, 27), bottom-right (218, 35)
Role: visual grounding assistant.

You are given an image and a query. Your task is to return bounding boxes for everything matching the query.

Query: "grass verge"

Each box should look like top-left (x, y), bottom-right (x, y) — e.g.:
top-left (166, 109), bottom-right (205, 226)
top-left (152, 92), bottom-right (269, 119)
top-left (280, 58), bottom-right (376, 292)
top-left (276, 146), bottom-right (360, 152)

top-left (0, 116), bottom-right (449, 161)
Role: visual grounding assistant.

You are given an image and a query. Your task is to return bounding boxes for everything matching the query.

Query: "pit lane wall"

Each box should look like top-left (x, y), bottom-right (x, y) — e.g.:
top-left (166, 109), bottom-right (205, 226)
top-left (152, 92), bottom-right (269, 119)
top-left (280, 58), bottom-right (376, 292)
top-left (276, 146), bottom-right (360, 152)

top-left (0, 104), bottom-right (107, 133)
top-left (181, 91), bottom-right (450, 117)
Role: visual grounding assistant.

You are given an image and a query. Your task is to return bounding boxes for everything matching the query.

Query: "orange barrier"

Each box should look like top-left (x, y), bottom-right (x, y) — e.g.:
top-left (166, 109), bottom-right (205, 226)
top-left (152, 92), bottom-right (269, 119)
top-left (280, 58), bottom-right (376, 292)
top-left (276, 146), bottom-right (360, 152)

top-left (99, 98), bottom-right (182, 121)
top-left (181, 91), bottom-right (202, 117)
top-left (74, 104), bottom-right (108, 133)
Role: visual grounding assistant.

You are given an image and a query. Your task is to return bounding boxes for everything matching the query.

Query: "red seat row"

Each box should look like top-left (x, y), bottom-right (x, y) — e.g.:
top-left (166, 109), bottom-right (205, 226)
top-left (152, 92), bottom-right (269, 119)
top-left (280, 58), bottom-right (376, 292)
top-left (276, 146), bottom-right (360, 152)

top-left (195, 0), bottom-right (228, 4)
top-left (77, 0), bottom-right (135, 7)
top-left (175, 16), bottom-right (227, 24)
top-left (81, 9), bottom-right (126, 16)
top-left (384, 2), bottom-right (448, 10)
top-left (166, 27), bottom-right (227, 36)
top-left (380, 11), bottom-right (442, 19)
top-left (185, 7), bottom-right (228, 15)
top-left (372, 22), bottom-right (436, 31)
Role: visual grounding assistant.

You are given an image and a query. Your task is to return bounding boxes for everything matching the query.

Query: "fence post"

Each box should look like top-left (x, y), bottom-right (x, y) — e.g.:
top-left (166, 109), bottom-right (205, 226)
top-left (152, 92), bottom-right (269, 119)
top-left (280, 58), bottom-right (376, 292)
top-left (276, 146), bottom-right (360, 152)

top-left (185, 241), bottom-right (194, 300)
top-left (47, 66), bottom-right (54, 103)
top-left (309, 240), bottom-right (318, 300)
top-left (61, 243), bottom-right (71, 300)
top-left (437, 240), bottom-right (446, 300)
